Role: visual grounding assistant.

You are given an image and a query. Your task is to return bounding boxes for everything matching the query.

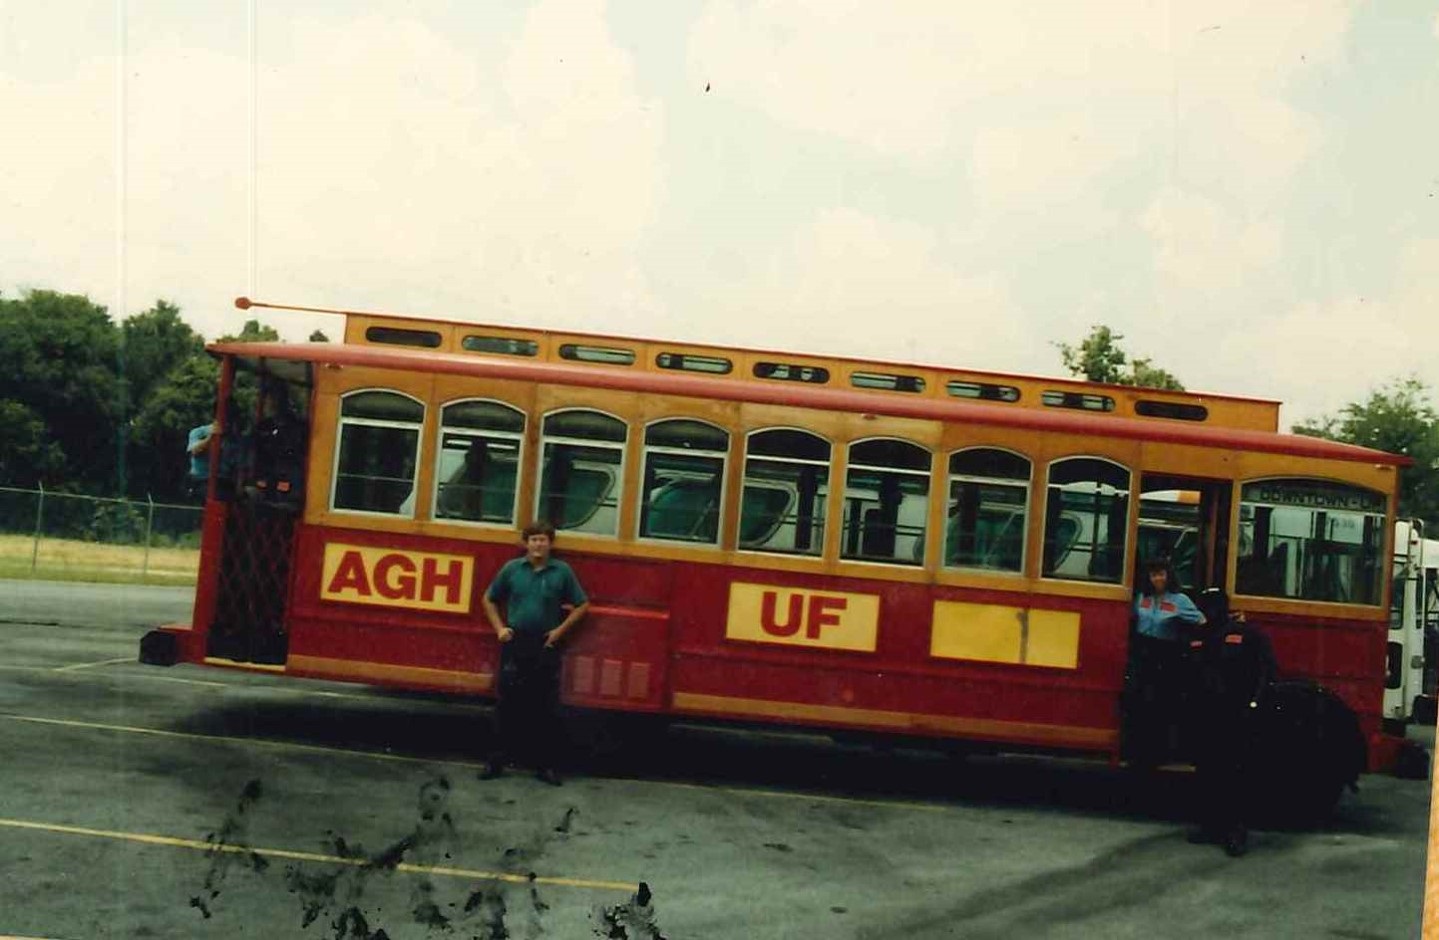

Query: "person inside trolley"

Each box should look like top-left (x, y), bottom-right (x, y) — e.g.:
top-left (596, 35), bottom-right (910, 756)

top-left (1122, 557), bottom-right (1207, 769)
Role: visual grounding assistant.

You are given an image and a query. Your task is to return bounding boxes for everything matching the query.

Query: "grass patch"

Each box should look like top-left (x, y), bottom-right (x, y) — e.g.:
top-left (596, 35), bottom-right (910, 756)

top-left (0, 533), bottom-right (198, 586)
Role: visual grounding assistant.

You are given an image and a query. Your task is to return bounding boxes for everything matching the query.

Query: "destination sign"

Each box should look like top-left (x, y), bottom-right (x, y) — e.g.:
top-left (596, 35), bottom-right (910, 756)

top-left (1241, 480), bottom-right (1385, 514)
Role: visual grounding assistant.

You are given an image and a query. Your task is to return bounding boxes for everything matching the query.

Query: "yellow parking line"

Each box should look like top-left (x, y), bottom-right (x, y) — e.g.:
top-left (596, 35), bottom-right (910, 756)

top-left (0, 817), bottom-right (635, 892)
top-left (0, 714), bottom-right (486, 771)
top-left (53, 656), bottom-right (134, 673)
top-left (611, 775), bottom-right (949, 814)
top-left (0, 711), bottom-right (953, 814)
top-left (0, 663), bottom-right (489, 709)
top-left (111, 673), bottom-right (231, 689)
top-left (719, 782), bottom-right (948, 813)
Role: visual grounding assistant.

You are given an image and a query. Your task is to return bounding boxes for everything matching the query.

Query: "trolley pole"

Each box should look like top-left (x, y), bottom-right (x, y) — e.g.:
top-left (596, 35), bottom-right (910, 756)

top-left (142, 493), bottom-right (155, 581)
top-left (30, 483), bottom-right (44, 576)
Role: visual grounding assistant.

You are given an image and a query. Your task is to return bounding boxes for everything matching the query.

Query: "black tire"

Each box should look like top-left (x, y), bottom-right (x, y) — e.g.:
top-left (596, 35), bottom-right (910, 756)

top-left (1247, 680), bottom-right (1365, 826)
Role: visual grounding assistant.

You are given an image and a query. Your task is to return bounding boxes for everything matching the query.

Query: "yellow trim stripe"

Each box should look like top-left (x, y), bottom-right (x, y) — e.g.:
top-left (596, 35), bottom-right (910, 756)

top-left (287, 655), bottom-right (493, 693)
top-left (202, 657), bottom-right (286, 673)
top-left (671, 692), bottom-right (1116, 749)
top-left (0, 817), bottom-right (635, 892)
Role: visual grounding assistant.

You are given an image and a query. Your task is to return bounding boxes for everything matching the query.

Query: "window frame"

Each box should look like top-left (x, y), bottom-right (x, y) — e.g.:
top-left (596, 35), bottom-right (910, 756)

top-left (635, 416), bottom-right (731, 548)
top-left (736, 426), bottom-right (833, 559)
top-left (944, 446), bottom-right (1032, 576)
top-left (1039, 454), bottom-right (1132, 585)
top-left (840, 436), bottom-right (933, 567)
top-left (1233, 475), bottom-right (1389, 607)
top-left (329, 388), bottom-right (426, 519)
top-left (534, 407), bottom-right (629, 539)
top-left (430, 397), bottom-right (527, 529)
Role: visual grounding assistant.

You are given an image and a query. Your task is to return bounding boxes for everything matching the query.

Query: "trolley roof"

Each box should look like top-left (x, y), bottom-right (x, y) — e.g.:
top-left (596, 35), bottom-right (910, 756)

top-left (211, 339), bottom-right (1409, 469)
top-left (233, 296), bottom-right (1285, 433)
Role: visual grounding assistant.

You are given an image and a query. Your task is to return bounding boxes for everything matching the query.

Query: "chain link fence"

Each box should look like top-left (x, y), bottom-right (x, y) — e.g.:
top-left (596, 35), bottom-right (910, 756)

top-left (0, 486), bottom-right (203, 584)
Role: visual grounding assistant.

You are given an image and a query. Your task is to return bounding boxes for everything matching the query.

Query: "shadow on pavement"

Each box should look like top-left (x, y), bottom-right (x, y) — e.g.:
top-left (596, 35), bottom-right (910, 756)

top-left (170, 695), bottom-right (1225, 825)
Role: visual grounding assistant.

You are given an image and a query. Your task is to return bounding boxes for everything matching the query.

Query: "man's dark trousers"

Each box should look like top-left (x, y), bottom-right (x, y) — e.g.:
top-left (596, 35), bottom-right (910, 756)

top-left (491, 631), bottom-right (562, 769)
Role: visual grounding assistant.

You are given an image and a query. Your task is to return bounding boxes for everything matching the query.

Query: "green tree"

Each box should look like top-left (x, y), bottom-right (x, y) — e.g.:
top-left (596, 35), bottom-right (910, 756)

top-left (0, 290), bottom-right (123, 493)
top-left (308, 329), bottom-right (330, 342)
top-left (220, 319), bottom-right (281, 343)
top-left (121, 300), bottom-right (204, 407)
top-left (128, 356), bottom-right (223, 502)
top-left (1294, 377), bottom-right (1439, 524)
top-left (0, 399), bottom-right (66, 487)
top-left (128, 317), bottom-right (284, 501)
top-left (1055, 325), bottom-right (1185, 391)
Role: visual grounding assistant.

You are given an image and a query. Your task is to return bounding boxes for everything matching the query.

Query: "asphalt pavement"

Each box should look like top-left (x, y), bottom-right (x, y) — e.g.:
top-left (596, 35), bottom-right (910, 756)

top-left (0, 579), bottom-right (1431, 939)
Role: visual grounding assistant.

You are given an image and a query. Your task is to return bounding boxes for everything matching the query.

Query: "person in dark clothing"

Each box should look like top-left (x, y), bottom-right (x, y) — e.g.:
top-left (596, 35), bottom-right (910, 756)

top-left (1122, 558), bottom-right (1207, 768)
top-left (479, 521), bottom-right (589, 785)
top-left (250, 384), bottom-right (305, 507)
top-left (1186, 609), bottom-right (1278, 857)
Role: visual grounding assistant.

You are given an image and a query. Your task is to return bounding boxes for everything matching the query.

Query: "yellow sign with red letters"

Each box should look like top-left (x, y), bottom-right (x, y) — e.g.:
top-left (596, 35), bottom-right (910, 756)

top-left (320, 543), bottom-right (474, 614)
top-left (725, 582), bottom-right (880, 652)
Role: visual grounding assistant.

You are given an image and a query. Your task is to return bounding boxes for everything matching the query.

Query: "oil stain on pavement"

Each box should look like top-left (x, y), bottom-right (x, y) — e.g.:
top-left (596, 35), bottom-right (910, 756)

top-left (189, 774), bottom-right (661, 939)
top-left (190, 777), bottom-right (268, 919)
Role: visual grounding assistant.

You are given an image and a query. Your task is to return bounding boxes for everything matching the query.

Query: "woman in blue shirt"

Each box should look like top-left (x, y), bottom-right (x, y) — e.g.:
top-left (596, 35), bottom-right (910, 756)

top-left (1123, 558), bottom-right (1207, 768)
top-left (1135, 561), bottom-right (1206, 641)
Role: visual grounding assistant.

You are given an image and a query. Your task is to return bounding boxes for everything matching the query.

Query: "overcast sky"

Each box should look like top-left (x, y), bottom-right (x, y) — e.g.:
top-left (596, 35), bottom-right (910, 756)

top-left (3, 1), bottom-right (1437, 425)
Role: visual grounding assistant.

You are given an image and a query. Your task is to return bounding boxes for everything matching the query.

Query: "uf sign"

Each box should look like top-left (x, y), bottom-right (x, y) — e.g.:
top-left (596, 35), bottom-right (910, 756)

top-left (725, 583), bottom-right (880, 652)
top-left (320, 543), bottom-right (474, 614)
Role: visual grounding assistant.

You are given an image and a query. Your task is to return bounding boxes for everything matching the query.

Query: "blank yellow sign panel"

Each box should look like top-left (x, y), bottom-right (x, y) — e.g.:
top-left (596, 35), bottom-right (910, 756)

top-left (931, 601), bottom-right (1023, 664)
top-left (930, 601), bottom-right (1079, 670)
top-left (1025, 609), bottom-right (1081, 669)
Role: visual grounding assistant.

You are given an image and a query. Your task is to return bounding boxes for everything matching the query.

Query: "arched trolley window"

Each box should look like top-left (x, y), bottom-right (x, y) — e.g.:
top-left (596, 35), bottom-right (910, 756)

top-left (1235, 479), bottom-right (1386, 605)
top-left (638, 419), bottom-right (729, 545)
top-left (433, 400), bottom-right (525, 526)
top-left (536, 410), bottom-right (627, 537)
top-left (842, 438), bottom-right (931, 566)
top-left (946, 448), bottom-right (1031, 573)
top-left (739, 429), bottom-right (831, 556)
top-left (1042, 457), bottom-right (1131, 583)
top-left (331, 390), bottom-right (424, 516)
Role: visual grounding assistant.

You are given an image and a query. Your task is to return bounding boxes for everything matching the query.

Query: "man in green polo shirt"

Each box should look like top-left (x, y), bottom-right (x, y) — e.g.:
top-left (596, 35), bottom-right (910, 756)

top-left (479, 521), bottom-right (589, 785)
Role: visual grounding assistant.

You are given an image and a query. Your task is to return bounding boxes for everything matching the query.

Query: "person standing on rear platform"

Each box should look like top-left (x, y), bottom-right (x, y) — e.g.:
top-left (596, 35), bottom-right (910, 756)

top-left (1123, 559), bottom-right (1207, 768)
top-left (479, 521), bottom-right (589, 786)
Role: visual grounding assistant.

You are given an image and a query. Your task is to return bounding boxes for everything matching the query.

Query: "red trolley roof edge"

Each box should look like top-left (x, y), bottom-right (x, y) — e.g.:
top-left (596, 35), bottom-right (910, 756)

top-left (211, 340), bottom-right (1410, 469)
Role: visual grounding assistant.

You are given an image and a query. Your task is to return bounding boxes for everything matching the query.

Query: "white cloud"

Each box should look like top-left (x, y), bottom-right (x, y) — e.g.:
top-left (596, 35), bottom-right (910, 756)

top-left (256, 1), bottom-right (666, 336)
top-left (970, 112), bottom-right (1140, 213)
top-left (4, 0), bottom-right (1430, 431)
top-left (688, 2), bottom-right (1349, 167)
top-left (0, 57), bottom-right (120, 309)
top-left (1220, 298), bottom-right (1417, 426)
top-left (696, 207), bottom-right (1035, 372)
top-left (0, 0), bottom-right (667, 341)
top-left (1202, 239), bottom-right (1439, 425)
top-left (1142, 187), bottom-right (1282, 292)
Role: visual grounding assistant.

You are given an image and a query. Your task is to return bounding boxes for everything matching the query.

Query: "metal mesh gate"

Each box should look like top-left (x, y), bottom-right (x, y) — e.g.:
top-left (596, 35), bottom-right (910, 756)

top-left (207, 500), bottom-right (295, 664)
